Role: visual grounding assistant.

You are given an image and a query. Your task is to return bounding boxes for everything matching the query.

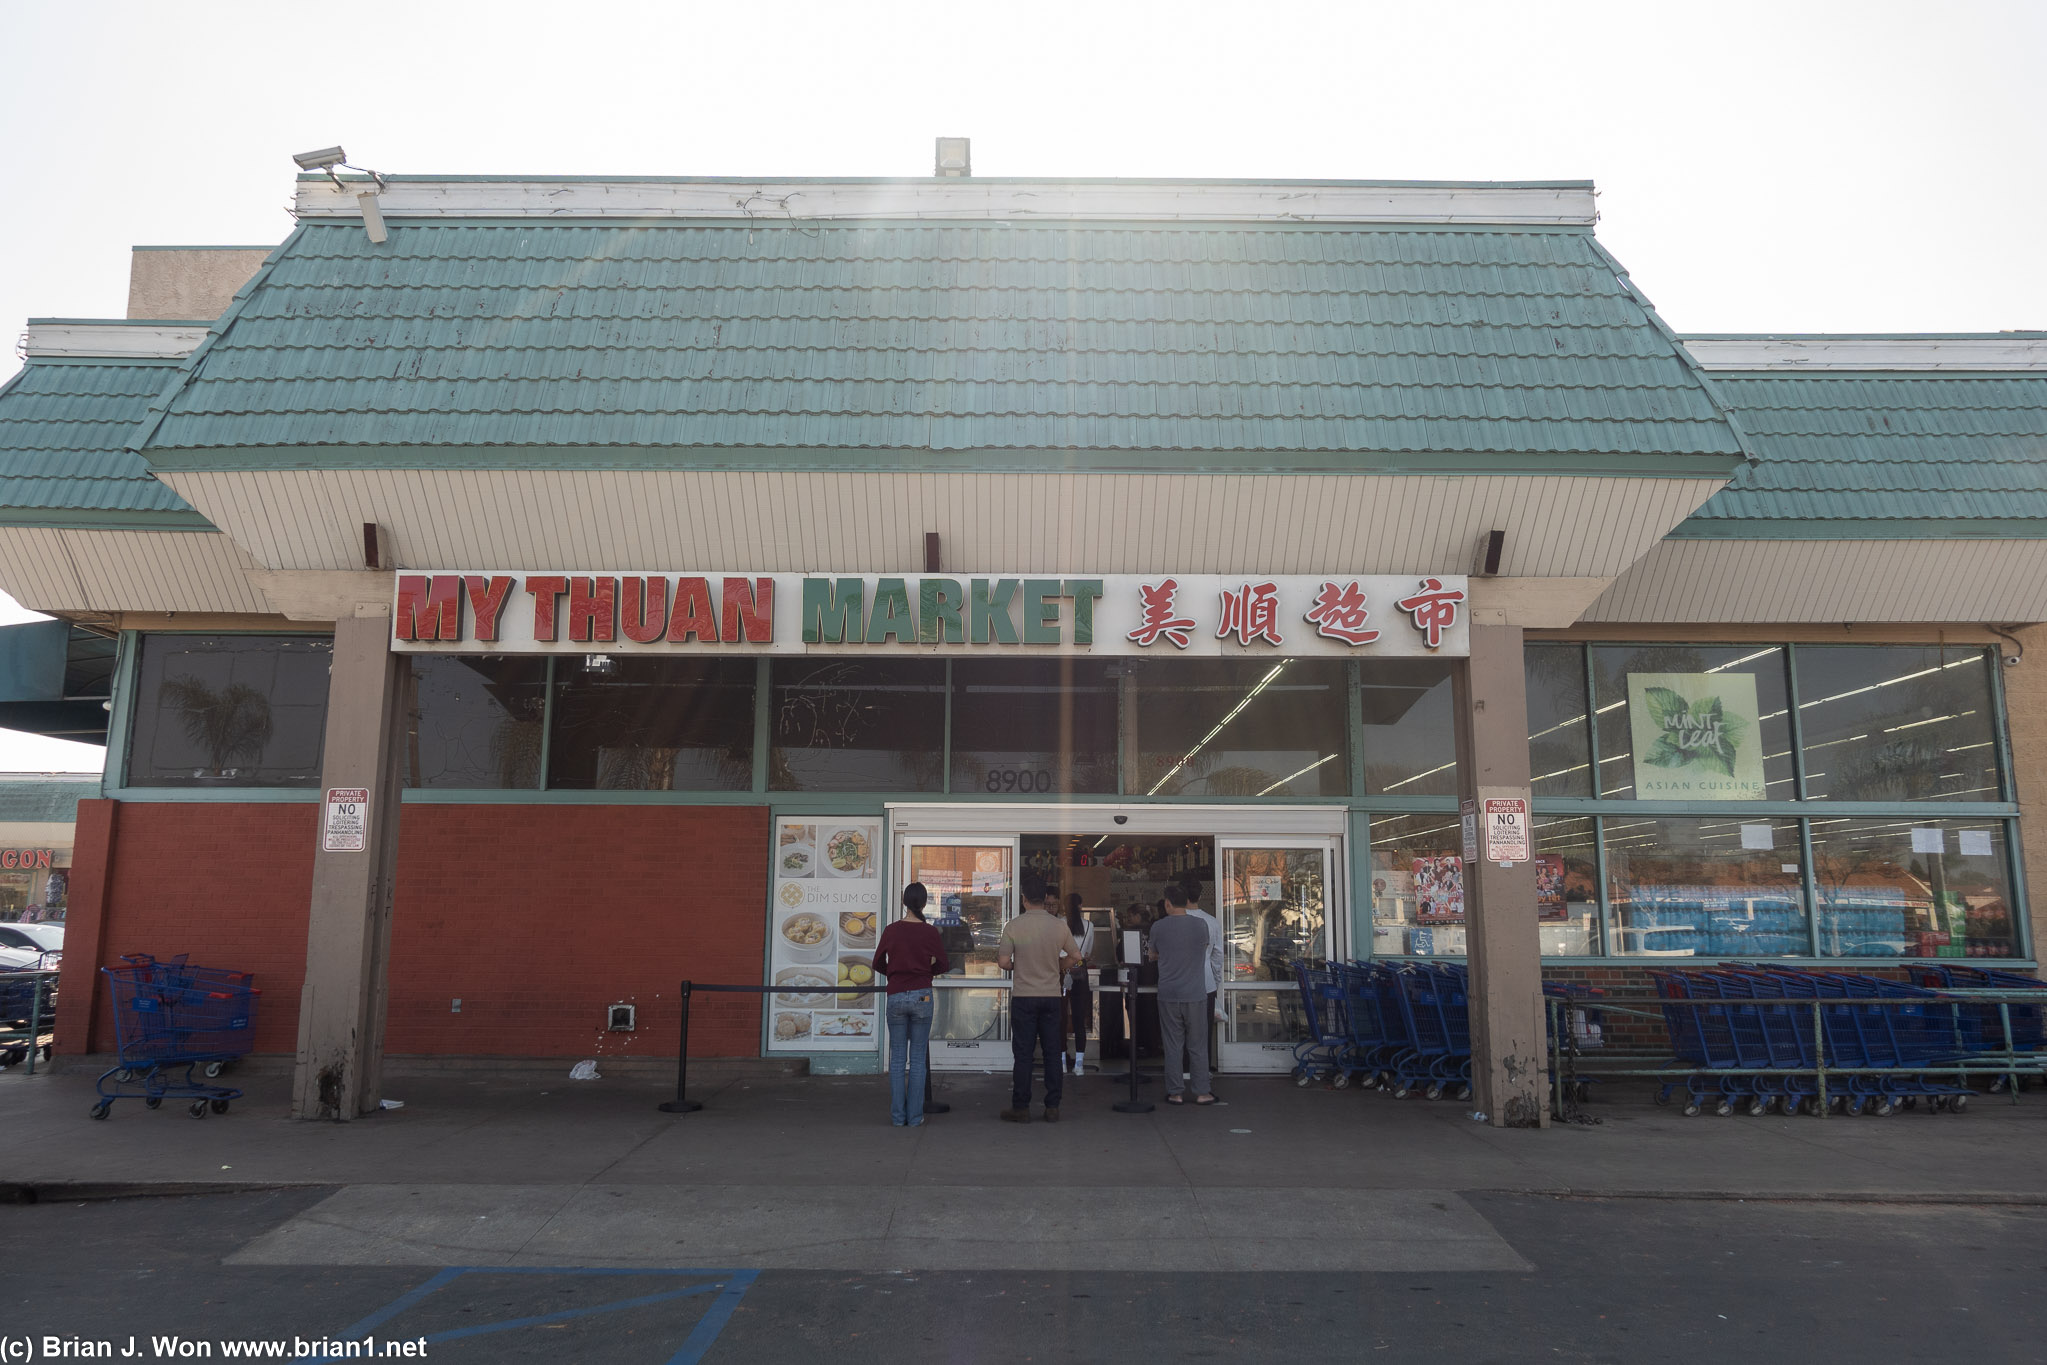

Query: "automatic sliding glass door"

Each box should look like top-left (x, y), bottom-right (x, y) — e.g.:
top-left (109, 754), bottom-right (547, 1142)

top-left (1216, 838), bottom-right (1339, 1072)
top-left (894, 838), bottom-right (1018, 1069)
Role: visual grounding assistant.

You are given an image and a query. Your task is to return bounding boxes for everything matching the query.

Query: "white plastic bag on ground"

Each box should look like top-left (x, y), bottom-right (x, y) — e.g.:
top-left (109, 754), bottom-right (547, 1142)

top-left (569, 1060), bottom-right (601, 1080)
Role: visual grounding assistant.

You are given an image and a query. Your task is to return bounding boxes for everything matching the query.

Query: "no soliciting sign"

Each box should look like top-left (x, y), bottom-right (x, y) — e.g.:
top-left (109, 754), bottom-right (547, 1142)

top-left (324, 788), bottom-right (369, 852)
top-left (1482, 797), bottom-right (1529, 863)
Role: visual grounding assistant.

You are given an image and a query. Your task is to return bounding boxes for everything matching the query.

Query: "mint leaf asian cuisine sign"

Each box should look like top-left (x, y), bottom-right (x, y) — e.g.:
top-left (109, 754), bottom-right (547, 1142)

top-left (390, 572), bottom-right (1470, 658)
top-left (1627, 672), bottom-right (1766, 800)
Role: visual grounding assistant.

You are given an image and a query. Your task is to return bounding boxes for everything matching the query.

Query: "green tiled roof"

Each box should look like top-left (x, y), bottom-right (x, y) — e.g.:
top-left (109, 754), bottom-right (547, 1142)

top-left (0, 777), bottom-right (98, 824)
top-left (1677, 373), bottom-right (2047, 534)
top-left (139, 221), bottom-right (1746, 471)
top-left (0, 360), bottom-right (207, 525)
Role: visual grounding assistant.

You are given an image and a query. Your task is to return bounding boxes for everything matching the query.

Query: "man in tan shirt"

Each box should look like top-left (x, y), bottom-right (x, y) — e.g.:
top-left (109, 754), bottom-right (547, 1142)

top-left (997, 868), bottom-right (1084, 1123)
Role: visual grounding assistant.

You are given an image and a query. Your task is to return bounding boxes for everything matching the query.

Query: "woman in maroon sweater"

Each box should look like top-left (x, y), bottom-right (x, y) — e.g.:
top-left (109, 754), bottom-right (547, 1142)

top-left (873, 882), bottom-right (950, 1126)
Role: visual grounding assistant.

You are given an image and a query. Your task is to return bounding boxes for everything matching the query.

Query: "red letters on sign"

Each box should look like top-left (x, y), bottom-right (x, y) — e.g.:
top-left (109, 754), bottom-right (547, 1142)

top-left (723, 578), bottom-right (774, 644)
top-left (394, 575), bottom-right (462, 641)
top-left (668, 577), bottom-right (719, 643)
top-left (464, 575), bottom-right (515, 643)
top-left (34, 849), bottom-right (50, 869)
top-left (526, 576), bottom-right (569, 642)
top-left (566, 576), bottom-right (617, 643)
top-left (620, 577), bottom-right (669, 643)
top-left (1, 850), bottom-right (15, 869)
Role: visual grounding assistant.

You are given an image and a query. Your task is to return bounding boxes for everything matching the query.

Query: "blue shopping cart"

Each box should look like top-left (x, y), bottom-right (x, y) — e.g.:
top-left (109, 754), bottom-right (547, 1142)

top-left (92, 953), bottom-right (260, 1119)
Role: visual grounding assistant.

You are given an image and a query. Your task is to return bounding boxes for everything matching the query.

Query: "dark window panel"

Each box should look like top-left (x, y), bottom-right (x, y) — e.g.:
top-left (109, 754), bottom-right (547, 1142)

top-left (1525, 643), bottom-right (1593, 798)
top-left (951, 659), bottom-right (1118, 795)
top-left (1359, 659), bottom-right (1456, 797)
top-left (125, 634), bottom-right (332, 788)
top-left (1131, 659), bottom-right (1349, 798)
top-left (405, 655), bottom-right (546, 789)
top-left (1591, 645), bottom-right (1794, 801)
top-left (1795, 646), bottom-right (2002, 802)
top-left (549, 657), bottom-right (755, 791)
top-left (770, 659), bottom-right (946, 793)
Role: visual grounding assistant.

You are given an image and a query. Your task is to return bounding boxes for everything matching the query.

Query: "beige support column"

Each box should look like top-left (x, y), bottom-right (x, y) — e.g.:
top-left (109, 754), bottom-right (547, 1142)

top-left (1453, 623), bottom-right (1549, 1129)
top-left (2003, 626), bottom-right (2047, 960)
top-left (293, 614), bottom-right (408, 1120)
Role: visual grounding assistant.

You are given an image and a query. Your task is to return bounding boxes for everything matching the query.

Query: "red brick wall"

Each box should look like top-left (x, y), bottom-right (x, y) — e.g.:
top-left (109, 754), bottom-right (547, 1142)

top-left (386, 804), bottom-right (770, 1058)
top-left (70, 801), bottom-right (772, 1060)
top-left (86, 803), bottom-right (317, 1055)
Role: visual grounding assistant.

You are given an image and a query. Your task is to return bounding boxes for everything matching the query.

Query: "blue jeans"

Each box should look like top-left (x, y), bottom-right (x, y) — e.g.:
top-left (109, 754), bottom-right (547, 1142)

top-left (886, 989), bottom-right (935, 1125)
top-left (1011, 995), bottom-right (1064, 1109)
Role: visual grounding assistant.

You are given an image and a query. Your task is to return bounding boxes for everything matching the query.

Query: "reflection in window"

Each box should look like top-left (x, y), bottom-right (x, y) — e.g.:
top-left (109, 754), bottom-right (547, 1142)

top-left (1526, 644), bottom-right (1592, 798)
top-left (549, 658), bottom-right (755, 790)
top-left (126, 635), bottom-right (331, 787)
top-left (1535, 815), bottom-right (1599, 956)
top-left (1795, 646), bottom-right (2002, 802)
top-left (951, 659), bottom-right (1118, 794)
top-left (1131, 659), bottom-right (1348, 798)
top-left (1367, 812), bottom-right (1467, 957)
top-left (1592, 645), bottom-right (1793, 800)
top-left (1219, 845), bottom-right (1327, 981)
top-left (1604, 817), bottom-right (1806, 958)
top-left (1360, 660), bottom-right (1456, 796)
top-left (406, 656), bottom-right (545, 788)
top-left (1808, 817), bottom-right (2017, 958)
top-left (770, 659), bottom-right (946, 792)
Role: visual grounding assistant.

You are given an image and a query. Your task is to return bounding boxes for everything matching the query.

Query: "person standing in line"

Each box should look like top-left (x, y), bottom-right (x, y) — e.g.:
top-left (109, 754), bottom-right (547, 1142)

top-left (1061, 892), bottom-right (1096, 1077)
top-left (996, 869), bottom-right (1084, 1123)
top-left (1148, 882), bottom-right (1216, 1105)
top-left (1181, 875), bottom-right (1227, 1051)
top-left (873, 882), bottom-right (950, 1127)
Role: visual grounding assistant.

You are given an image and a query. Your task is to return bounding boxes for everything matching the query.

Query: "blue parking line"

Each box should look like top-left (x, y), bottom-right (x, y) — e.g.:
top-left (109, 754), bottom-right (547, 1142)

top-left (319, 1266), bottom-right (759, 1364)
top-left (667, 1270), bottom-right (760, 1365)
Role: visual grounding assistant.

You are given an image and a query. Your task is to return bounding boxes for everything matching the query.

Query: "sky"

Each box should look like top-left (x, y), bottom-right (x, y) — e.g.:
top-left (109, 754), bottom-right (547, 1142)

top-left (0, 0), bottom-right (2044, 774)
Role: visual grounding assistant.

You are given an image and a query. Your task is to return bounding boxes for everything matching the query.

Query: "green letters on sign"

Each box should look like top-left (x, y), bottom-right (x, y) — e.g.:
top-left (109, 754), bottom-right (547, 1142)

top-left (970, 579), bottom-right (1021, 645)
top-left (802, 578), bottom-right (865, 644)
top-left (919, 578), bottom-right (966, 644)
top-left (1023, 579), bottom-right (1063, 645)
top-left (867, 578), bottom-right (916, 644)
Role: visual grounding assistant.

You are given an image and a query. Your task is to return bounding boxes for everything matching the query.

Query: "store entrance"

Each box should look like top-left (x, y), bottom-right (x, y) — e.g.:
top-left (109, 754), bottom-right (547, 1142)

top-left (888, 806), bottom-right (1344, 1074)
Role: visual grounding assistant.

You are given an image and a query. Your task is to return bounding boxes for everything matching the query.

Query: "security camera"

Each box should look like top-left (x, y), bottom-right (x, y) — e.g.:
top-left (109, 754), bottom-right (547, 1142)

top-left (2005, 654), bottom-right (2022, 668)
top-left (293, 145), bottom-right (348, 171)
top-left (1113, 815), bottom-right (1129, 825)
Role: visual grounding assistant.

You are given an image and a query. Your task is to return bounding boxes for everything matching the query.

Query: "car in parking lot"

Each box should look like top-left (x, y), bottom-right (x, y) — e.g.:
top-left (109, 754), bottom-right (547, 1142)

top-left (0, 921), bottom-right (62, 967)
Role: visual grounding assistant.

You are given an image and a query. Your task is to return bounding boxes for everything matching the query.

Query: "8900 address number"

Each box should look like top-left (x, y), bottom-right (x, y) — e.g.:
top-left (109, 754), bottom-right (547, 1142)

top-left (985, 769), bottom-right (1054, 793)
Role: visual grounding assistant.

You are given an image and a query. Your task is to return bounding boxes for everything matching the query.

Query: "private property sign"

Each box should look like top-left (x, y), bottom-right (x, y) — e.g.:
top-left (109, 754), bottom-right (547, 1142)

top-left (323, 788), bottom-right (369, 853)
top-left (389, 572), bottom-right (1470, 658)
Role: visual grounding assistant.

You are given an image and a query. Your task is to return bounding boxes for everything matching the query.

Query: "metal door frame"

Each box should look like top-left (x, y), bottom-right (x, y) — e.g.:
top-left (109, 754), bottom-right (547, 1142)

top-left (890, 832), bottom-right (1020, 1070)
top-left (1213, 834), bottom-right (1345, 1072)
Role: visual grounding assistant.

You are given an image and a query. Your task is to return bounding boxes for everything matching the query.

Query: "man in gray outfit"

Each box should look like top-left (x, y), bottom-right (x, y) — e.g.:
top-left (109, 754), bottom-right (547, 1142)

top-left (1148, 882), bottom-right (1215, 1104)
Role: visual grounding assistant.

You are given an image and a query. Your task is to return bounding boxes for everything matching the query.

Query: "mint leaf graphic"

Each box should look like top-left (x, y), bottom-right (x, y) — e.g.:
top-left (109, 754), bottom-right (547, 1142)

top-left (1643, 735), bottom-right (1687, 769)
top-left (1642, 687), bottom-right (1687, 731)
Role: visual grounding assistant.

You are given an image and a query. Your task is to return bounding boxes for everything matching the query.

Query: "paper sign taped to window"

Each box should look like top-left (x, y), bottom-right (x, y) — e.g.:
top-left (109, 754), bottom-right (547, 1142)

top-left (1959, 829), bottom-right (1993, 857)
top-left (1739, 823), bottom-right (1774, 851)
top-left (1910, 827), bottom-right (1945, 855)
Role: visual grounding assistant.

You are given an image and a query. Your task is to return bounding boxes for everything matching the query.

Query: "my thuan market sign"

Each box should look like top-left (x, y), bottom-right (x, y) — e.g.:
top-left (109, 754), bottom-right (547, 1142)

top-left (389, 573), bottom-right (1470, 658)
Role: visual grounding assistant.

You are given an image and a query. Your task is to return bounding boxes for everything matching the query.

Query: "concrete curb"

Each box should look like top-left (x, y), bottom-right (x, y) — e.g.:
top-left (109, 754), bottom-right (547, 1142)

top-left (0, 1180), bottom-right (326, 1205)
top-left (1478, 1188), bottom-right (2047, 1206)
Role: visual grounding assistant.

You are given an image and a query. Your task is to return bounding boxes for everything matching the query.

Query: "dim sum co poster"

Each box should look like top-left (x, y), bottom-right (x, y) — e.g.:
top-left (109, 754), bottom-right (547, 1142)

top-left (1627, 672), bottom-right (1766, 800)
top-left (767, 819), bottom-right (883, 1052)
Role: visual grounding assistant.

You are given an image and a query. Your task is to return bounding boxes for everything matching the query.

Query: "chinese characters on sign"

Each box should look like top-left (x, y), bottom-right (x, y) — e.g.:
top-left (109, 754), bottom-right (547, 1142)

top-left (393, 573), bottom-right (1470, 657)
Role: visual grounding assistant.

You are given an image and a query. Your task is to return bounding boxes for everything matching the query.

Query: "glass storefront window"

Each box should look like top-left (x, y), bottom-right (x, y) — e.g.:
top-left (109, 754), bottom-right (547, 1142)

top-left (1360, 660), bottom-right (1456, 796)
top-left (770, 659), bottom-right (946, 792)
top-left (126, 635), bottom-right (331, 787)
top-left (1130, 659), bottom-right (1348, 798)
top-left (1795, 646), bottom-right (2002, 802)
top-left (1367, 812), bottom-right (1467, 958)
top-left (406, 656), bottom-right (546, 789)
top-left (549, 658), bottom-right (755, 790)
top-left (1591, 645), bottom-right (1794, 801)
top-left (1219, 845), bottom-right (1327, 981)
top-left (1604, 816), bottom-right (1807, 958)
top-left (1526, 643), bottom-right (1593, 798)
top-left (951, 659), bottom-right (1119, 794)
top-left (1535, 815), bottom-right (1599, 956)
top-left (1808, 817), bottom-right (2019, 959)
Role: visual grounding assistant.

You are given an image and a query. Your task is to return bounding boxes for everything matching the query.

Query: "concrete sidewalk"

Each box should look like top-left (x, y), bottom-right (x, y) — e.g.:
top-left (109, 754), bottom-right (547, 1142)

top-left (7, 1063), bottom-right (2044, 1271)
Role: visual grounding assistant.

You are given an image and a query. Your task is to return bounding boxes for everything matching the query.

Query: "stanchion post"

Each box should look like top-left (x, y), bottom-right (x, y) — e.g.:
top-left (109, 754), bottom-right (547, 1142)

top-left (1113, 982), bottom-right (1153, 1114)
top-left (1812, 1000), bottom-right (1827, 1119)
top-left (658, 980), bottom-right (702, 1114)
top-left (27, 969), bottom-right (47, 1076)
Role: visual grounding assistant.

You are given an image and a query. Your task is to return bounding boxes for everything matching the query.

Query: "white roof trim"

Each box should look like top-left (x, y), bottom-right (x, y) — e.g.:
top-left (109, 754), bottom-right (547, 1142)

top-left (21, 322), bottom-right (207, 360)
top-left (1684, 337), bottom-right (2047, 372)
top-left (294, 178), bottom-right (1599, 226)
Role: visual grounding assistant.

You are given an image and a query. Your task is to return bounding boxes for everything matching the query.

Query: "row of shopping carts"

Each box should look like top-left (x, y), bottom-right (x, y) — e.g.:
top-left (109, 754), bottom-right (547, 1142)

top-left (1648, 964), bottom-right (2046, 1117)
top-left (1289, 960), bottom-right (1589, 1101)
top-left (91, 953), bottom-right (259, 1120)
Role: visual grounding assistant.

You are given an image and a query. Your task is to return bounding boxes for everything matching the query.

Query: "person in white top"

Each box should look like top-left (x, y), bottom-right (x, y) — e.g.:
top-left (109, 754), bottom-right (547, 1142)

top-left (1182, 878), bottom-right (1226, 1023)
top-left (1061, 893), bottom-right (1096, 1076)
